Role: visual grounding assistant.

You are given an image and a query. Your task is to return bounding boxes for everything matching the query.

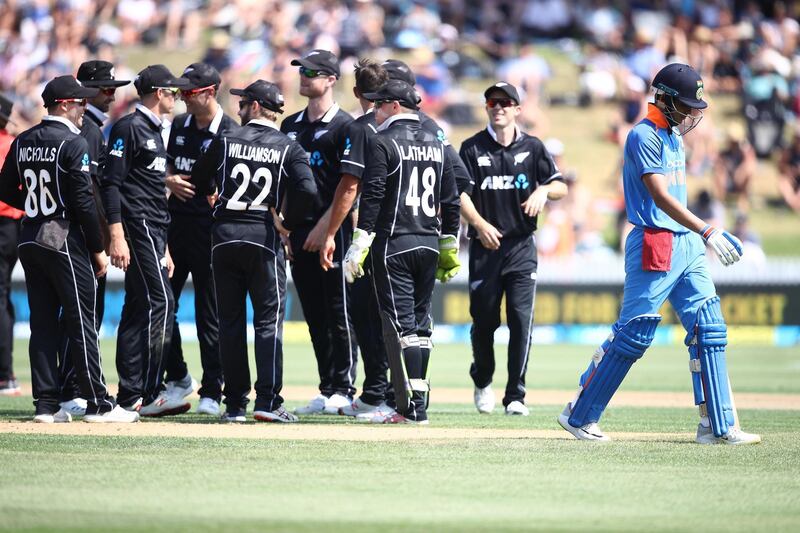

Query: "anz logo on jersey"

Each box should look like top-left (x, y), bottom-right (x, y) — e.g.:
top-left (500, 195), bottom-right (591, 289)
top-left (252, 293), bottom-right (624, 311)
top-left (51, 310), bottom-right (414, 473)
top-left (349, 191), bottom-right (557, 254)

top-left (80, 153), bottom-right (90, 172)
top-left (343, 137), bottom-right (352, 156)
top-left (480, 173), bottom-right (529, 191)
top-left (309, 150), bottom-right (323, 166)
top-left (110, 138), bottom-right (124, 158)
top-left (146, 156), bottom-right (167, 172)
top-left (174, 156), bottom-right (195, 172)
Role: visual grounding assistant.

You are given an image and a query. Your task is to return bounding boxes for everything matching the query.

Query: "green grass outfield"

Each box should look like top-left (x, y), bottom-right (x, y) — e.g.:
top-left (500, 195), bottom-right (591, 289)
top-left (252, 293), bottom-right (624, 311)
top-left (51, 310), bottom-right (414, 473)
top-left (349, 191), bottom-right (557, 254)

top-left (1, 340), bottom-right (799, 532)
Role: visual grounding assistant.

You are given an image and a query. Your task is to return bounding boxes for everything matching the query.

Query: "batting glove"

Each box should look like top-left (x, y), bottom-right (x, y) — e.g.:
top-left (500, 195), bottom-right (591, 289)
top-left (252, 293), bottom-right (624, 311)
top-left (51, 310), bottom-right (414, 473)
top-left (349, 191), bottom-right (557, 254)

top-left (700, 225), bottom-right (743, 267)
top-left (343, 229), bottom-right (375, 283)
top-left (436, 234), bottom-right (461, 283)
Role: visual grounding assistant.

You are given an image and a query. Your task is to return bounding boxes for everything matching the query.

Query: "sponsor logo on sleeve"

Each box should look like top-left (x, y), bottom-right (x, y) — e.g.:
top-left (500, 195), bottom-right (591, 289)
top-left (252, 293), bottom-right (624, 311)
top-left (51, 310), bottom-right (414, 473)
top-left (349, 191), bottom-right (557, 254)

top-left (110, 138), bottom-right (124, 157)
top-left (80, 153), bottom-right (90, 172)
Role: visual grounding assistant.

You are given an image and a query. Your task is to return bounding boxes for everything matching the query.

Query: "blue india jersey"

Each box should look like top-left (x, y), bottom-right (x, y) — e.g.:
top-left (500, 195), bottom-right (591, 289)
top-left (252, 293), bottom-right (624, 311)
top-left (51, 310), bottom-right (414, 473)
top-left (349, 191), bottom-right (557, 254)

top-left (622, 104), bottom-right (688, 233)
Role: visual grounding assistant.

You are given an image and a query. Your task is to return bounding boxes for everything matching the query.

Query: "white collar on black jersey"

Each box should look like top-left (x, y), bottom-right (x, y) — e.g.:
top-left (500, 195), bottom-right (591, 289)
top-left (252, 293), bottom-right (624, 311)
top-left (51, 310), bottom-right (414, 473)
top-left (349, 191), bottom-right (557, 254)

top-left (42, 115), bottom-right (81, 134)
top-left (135, 103), bottom-right (163, 128)
top-left (486, 122), bottom-right (521, 144)
top-left (183, 103), bottom-right (224, 134)
top-left (295, 103), bottom-right (341, 123)
top-left (247, 118), bottom-right (278, 130)
top-left (85, 104), bottom-right (108, 124)
top-left (376, 112), bottom-right (419, 132)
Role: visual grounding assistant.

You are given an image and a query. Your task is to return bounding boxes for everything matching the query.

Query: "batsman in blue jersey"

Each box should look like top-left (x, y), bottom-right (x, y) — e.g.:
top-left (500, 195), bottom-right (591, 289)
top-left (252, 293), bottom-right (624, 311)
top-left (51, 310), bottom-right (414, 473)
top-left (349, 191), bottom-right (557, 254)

top-left (558, 64), bottom-right (760, 445)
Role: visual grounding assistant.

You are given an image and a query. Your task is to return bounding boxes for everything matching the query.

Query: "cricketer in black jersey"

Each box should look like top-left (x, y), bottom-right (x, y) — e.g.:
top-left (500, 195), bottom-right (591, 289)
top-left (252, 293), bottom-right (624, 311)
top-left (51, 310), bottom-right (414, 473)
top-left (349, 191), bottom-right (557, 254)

top-left (459, 81), bottom-right (566, 415)
top-left (193, 80), bottom-right (317, 420)
top-left (350, 86), bottom-right (461, 423)
top-left (162, 103), bottom-right (237, 409)
top-left (0, 79), bottom-right (118, 419)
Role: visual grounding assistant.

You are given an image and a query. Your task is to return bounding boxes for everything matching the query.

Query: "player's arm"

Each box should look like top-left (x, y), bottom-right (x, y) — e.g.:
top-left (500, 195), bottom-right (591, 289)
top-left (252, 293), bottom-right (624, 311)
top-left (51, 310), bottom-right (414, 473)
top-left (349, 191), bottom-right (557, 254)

top-left (437, 149), bottom-right (462, 283)
top-left (321, 174), bottom-right (359, 270)
top-left (65, 137), bottom-right (107, 276)
top-left (445, 143), bottom-right (473, 195)
top-left (102, 121), bottom-right (134, 271)
top-left (0, 138), bottom-right (24, 210)
top-left (522, 145), bottom-right (567, 216)
top-left (643, 172), bottom-right (742, 266)
top-left (458, 143), bottom-right (502, 249)
top-left (282, 143), bottom-right (318, 230)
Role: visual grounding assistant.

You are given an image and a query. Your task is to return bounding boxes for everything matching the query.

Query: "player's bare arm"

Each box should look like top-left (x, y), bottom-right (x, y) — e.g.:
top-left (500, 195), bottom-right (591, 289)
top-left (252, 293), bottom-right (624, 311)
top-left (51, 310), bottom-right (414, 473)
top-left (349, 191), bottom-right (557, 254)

top-left (521, 180), bottom-right (567, 217)
top-left (459, 192), bottom-right (502, 250)
top-left (165, 173), bottom-right (195, 201)
top-left (321, 174), bottom-right (360, 270)
top-left (108, 222), bottom-right (130, 271)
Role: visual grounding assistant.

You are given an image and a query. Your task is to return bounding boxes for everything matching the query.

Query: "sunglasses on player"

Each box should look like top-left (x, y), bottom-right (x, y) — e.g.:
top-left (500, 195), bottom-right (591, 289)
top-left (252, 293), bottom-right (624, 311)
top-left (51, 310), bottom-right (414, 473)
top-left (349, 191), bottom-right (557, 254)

top-left (180, 85), bottom-right (215, 98)
top-left (98, 87), bottom-right (117, 96)
top-left (486, 98), bottom-right (516, 108)
top-left (238, 100), bottom-right (254, 109)
top-left (299, 66), bottom-right (327, 78)
top-left (373, 99), bottom-right (397, 107)
top-left (56, 98), bottom-right (87, 106)
top-left (155, 87), bottom-right (179, 96)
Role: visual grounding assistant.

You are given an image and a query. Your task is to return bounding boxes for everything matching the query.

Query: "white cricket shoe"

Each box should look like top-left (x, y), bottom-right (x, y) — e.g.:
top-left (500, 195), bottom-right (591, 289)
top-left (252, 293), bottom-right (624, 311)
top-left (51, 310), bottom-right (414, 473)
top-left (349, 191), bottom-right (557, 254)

top-left (196, 397), bottom-right (221, 416)
top-left (84, 405), bottom-right (140, 423)
top-left (339, 398), bottom-right (381, 417)
top-left (505, 400), bottom-right (529, 416)
top-left (139, 392), bottom-right (191, 417)
top-left (221, 412), bottom-right (246, 423)
top-left (356, 403), bottom-right (396, 423)
top-left (254, 406), bottom-right (298, 423)
top-left (34, 409), bottom-right (72, 423)
top-left (696, 424), bottom-right (762, 445)
top-left (294, 394), bottom-right (327, 415)
top-left (557, 403), bottom-right (610, 441)
top-left (164, 374), bottom-right (196, 400)
top-left (323, 393), bottom-right (352, 415)
top-left (474, 385), bottom-right (495, 414)
top-left (59, 398), bottom-right (88, 417)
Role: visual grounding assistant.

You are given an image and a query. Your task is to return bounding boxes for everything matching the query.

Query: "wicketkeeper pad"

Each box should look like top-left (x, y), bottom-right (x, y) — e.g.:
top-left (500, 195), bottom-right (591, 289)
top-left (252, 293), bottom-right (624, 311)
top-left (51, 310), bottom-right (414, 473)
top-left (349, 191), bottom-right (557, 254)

top-left (686, 296), bottom-right (735, 438)
top-left (569, 314), bottom-right (661, 428)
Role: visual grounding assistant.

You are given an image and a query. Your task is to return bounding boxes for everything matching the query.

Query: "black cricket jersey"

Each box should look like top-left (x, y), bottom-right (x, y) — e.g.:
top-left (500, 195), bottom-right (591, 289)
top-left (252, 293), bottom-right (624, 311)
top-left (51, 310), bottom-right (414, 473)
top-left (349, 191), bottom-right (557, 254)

top-left (102, 105), bottom-right (170, 226)
top-left (460, 125), bottom-right (562, 238)
top-left (81, 105), bottom-right (107, 186)
top-left (419, 110), bottom-right (472, 195)
top-left (167, 107), bottom-right (238, 217)
top-left (358, 113), bottom-right (460, 238)
top-left (339, 111), bottom-right (377, 180)
top-left (192, 119), bottom-right (316, 229)
top-left (280, 103), bottom-right (353, 226)
top-left (0, 116), bottom-right (104, 252)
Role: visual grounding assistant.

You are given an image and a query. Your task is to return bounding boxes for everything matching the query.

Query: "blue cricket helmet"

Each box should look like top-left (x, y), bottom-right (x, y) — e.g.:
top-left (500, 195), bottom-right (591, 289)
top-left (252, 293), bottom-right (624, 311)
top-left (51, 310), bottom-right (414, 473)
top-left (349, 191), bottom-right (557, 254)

top-left (652, 63), bottom-right (707, 110)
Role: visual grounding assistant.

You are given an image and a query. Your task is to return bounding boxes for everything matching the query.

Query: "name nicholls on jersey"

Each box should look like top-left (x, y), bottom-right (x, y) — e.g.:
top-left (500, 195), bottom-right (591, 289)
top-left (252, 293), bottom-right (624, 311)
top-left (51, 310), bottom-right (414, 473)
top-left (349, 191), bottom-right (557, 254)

top-left (17, 146), bottom-right (57, 163)
top-left (227, 142), bottom-right (282, 164)
top-left (400, 144), bottom-right (442, 162)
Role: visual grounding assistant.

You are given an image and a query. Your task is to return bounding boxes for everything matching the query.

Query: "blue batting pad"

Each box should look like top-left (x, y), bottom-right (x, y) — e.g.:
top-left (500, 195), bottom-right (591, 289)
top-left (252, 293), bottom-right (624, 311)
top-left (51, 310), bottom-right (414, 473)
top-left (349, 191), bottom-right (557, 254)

top-left (686, 296), bottom-right (735, 437)
top-left (569, 314), bottom-right (661, 427)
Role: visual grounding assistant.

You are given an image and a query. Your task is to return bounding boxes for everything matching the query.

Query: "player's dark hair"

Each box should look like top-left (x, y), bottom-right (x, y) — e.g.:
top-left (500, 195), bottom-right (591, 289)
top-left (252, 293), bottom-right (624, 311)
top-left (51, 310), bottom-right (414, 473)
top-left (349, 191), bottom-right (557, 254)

top-left (354, 59), bottom-right (388, 94)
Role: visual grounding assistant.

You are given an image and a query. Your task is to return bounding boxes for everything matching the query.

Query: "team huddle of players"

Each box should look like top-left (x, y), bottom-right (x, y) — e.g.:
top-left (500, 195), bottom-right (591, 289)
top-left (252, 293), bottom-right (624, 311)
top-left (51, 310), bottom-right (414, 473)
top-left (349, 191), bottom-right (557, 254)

top-left (0, 50), bottom-right (760, 444)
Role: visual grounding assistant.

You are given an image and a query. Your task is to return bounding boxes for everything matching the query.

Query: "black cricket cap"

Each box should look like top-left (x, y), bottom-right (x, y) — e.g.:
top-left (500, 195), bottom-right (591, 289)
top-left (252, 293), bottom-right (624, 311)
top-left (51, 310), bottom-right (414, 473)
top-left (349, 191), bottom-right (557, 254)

top-left (383, 59), bottom-right (416, 86)
top-left (291, 49), bottom-right (340, 77)
top-left (133, 64), bottom-right (188, 96)
top-left (230, 80), bottom-right (285, 113)
top-left (652, 63), bottom-right (707, 109)
top-left (41, 75), bottom-right (99, 107)
top-left (180, 62), bottom-right (221, 90)
top-left (77, 60), bottom-right (130, 87)
top-left (484, 81), bottom-right (521, 104)
top-left (0, 93), bottom-right (13, 123)
top-left (362, 79), bottom-right (420, 110)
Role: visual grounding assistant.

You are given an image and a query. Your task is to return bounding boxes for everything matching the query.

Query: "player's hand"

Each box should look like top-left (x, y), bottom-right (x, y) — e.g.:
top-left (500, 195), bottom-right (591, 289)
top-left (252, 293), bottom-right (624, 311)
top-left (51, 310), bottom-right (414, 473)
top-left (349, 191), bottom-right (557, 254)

top-left (280, 233), bottom-right (294, 261)
top-left (165, 174), bottom-right (195, 201)
top-left (109, 234), bottom-right (130, 271)
top-left (521, 188), bottom-right (548, 217)
top-left (320, 235), bottom-right (336, 271)
top-left (700, 225), bottom-right (743, 266)
top-left (343, 229), bottom-right (375, 283)
top-left (303, 218), bottom-right (328, 252)
top-left (476, 221), bottom-right (502, 250)
top-left (165, 247), bottom-right (175, 278)
top-left (271, 208), bottom-right (290, 238)
top-left (92, 251), bottom-right (108, 278)
top-left (206, 191), bottom-right (218, 208)
top-left (436, 234), bottom-right (461, 283)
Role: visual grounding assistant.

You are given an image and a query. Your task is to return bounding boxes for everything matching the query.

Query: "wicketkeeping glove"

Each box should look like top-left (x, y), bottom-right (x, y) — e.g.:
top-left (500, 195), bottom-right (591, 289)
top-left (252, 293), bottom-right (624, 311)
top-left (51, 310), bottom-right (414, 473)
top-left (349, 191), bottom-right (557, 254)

top-left (700, 225), bottom-right (743, 267)
top-left (436, 234), bottom-right (460, 283)
top-left (343, 228), bottom-right (375, 283)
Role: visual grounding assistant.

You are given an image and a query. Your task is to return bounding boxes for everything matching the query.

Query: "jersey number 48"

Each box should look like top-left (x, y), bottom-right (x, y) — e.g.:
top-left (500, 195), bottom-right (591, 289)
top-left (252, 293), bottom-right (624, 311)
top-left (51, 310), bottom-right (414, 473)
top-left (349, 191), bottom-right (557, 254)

top-left (405, 166), bottom-right (436, 217)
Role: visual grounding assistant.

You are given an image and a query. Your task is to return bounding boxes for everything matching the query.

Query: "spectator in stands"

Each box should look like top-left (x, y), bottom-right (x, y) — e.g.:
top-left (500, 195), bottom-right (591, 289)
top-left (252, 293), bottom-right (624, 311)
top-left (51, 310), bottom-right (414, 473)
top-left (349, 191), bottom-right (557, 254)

top-left (690, 190), bottom-right (726, 229)
top-left (713, 123), bottom-right (757, 212)
top-left (778, 127), bottom-right (800, 213)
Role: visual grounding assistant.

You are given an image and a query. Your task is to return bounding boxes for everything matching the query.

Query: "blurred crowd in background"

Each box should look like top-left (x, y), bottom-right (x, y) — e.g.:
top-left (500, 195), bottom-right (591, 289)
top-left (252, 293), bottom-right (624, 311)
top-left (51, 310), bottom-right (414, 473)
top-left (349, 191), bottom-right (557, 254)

top-left (1, 0), bottom-right (798, 262)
